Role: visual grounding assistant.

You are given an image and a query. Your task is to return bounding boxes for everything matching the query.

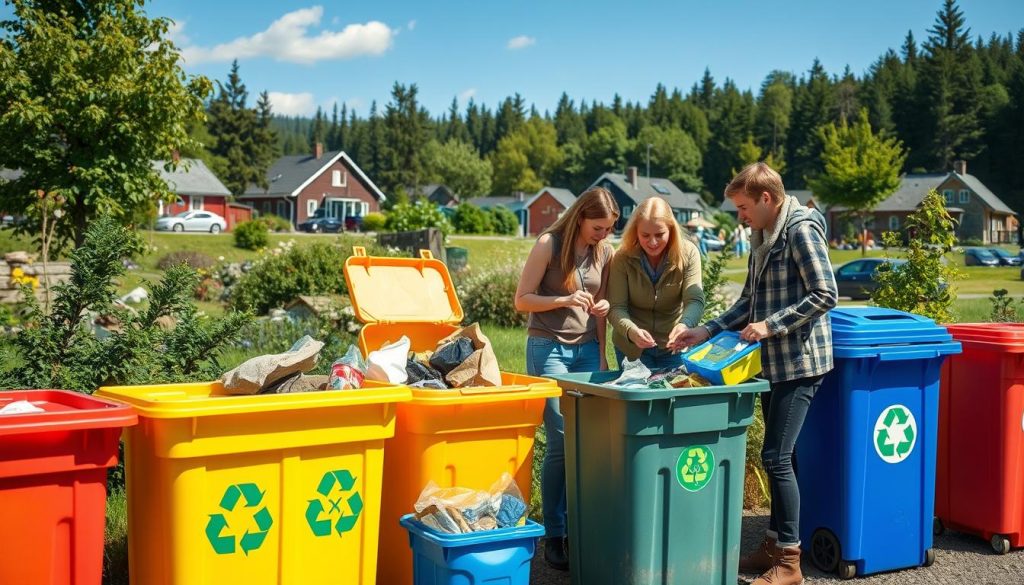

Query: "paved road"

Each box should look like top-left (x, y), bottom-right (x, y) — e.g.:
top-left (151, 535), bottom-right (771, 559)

top-left (529, 512), bottom-right (1024, 584)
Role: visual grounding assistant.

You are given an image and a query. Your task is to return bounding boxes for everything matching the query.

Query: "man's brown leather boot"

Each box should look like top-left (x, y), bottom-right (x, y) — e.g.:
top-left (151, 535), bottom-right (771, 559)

top-left (749, 545), bottom-right (803, 585)
top-left (739, 534), bottom-right (777, 574)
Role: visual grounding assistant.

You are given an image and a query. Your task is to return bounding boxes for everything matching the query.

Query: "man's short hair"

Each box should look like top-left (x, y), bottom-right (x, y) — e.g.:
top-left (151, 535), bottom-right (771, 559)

top-left (725, 162), bottom-right (785, 203)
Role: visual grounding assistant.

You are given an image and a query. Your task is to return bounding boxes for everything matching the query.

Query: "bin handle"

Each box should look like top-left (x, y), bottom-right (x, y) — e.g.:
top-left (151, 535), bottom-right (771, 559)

top-left (565, 389), bottom-right (585, 398)
top-left (457, 384), bottom-right (530, 395)
top-left (877, 347), bottom-right (942, 362)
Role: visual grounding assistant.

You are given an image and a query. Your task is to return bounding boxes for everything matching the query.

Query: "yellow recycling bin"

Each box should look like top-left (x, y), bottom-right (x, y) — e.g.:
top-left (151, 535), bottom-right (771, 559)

top-left (343, 247), bottom-right (561, 585)
top-left (95, 380), bottom-right (410, 585)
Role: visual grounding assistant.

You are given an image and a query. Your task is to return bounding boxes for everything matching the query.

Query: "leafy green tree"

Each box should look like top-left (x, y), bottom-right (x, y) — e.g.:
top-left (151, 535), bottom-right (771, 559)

top-left (809, 109), bottom-right (907, 255)
top-left (491, 118), bottom-right (563, 195)
top-left (421, 139), bottom-right (493, 198)
top-left (756, 72), bottom-right (794, 165)
top-left (0, 0), bottom-right (212, 247)
top-left (581, 119), bottom-right (631, 184)
top-left (737, 135), bottom-right (786, 176)
top-left (632, 126), bottom-right (703, 192)
top-left (872, 191), bottom-right (962, 323)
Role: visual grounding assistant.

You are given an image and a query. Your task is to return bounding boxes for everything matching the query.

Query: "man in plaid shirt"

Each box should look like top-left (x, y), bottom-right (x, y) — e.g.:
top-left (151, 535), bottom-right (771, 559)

top-left (679, 162), bottom-right (837, 585)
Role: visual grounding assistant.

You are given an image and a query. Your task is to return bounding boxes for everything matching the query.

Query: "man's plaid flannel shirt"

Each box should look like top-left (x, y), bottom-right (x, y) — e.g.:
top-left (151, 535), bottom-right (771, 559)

top-left (705, 206), bottom-right (838, 383)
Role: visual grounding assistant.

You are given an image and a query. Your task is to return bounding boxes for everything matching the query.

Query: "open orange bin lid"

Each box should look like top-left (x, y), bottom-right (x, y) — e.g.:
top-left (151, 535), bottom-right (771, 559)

top-left (344, 247), bottom-right (560, 402)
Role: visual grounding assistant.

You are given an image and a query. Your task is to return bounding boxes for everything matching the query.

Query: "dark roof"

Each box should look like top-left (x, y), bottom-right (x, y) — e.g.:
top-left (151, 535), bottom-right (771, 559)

top-left (531, 187), bottom-right (576, 209)
top-left (720, 190), bottom-right (818, 213)
top-left (241, 150), bottom-right (385, 201)
top-left (591, 173), bottom-right (703, 211)
top-left (955, 173), bottom-right (1014, 214)
top-left (152, 159), bottom-right (230, 197)
top-left (828, 174), bottom-right (946, 213)
top-left (466, 196), bottom-right (526, 212)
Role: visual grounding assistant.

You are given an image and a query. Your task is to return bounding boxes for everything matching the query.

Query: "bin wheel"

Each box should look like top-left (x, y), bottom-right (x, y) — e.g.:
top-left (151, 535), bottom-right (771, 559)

top-left (924, 548), bottom-right (936, 567)
top-left (811, 528), bottom-right (841, 573)
top-left (933, 517), bottom-right (945, 536)
top-left (838, 560), bottom-right (857, 580)
top-left (991, 535), bottom-right (1011, 555)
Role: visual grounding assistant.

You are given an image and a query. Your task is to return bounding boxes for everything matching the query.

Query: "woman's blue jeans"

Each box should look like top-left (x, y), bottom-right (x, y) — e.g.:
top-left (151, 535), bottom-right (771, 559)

top-left (525, 336), bottom-right (600, 538)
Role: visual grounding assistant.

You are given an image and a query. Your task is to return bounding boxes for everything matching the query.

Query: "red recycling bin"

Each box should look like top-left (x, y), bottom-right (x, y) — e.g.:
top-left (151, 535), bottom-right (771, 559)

top-left (937, 324), bottom-right (1024, 554)
top-left (0, 390), bottom-right (136, 584)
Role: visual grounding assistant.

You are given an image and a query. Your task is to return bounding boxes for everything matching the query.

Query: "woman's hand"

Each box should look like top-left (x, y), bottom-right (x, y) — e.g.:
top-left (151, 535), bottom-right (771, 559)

top-left (628, 328), bottom-right (657, 349)
top-left (561, 290), bottom-right (594, 311)
top-left (666, 323), bottom-right (691, 352)
top-left (589, 299), bottom-right (610, 317)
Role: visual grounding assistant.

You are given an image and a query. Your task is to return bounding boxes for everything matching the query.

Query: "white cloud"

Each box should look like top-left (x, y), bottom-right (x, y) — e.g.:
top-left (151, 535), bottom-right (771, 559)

top-left (267, 92), bottom-right (317, 116)
top-left (507, 35), bottom-right (535, 50)
top-left (179, 7), bottom-right (394, 65)
top-left (407, 20), bottom-right (416, 31)
top-left (167, 19), bottom-right (190, 45)
top-left (458, 88), bottom-right (477, 101)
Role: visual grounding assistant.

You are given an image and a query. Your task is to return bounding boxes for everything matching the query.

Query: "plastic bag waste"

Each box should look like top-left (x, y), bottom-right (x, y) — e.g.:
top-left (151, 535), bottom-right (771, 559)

top-left (328, 344), bottom-right (367, 390)
top-left (429, 336), bottom-right (475, 376)
top-left (609, 357), bottom-right (652, 388)
top-left (366, 336), bottom-right (411, 384)
top-left (412, 473), bottom-right (527, 534)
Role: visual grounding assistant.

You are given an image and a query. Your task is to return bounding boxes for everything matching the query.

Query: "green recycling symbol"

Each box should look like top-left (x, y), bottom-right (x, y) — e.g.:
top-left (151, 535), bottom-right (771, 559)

top-left (305, 469), bottom-right (363, 537)
top-left (205, 483), bottom-right (274, 556)
top-left (874, 404), bottom-right (917, 464)
top-left (676, 445), bottom-right (715, 492)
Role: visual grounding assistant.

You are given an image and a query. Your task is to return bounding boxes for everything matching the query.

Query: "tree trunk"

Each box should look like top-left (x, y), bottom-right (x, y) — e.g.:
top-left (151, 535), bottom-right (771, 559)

top-left (73, 202), bottom-right (88, 248)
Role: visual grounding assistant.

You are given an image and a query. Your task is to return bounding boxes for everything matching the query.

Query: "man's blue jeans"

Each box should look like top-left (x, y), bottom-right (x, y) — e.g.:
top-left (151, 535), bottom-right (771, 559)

top-left (761, 374), bottom-right (823, 547)
top-left (525, 336), bottom-right (600, 538)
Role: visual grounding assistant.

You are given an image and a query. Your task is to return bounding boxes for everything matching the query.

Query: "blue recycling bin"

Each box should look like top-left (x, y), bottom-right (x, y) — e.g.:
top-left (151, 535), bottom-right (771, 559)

top-left (797, 307), bottom-right (961, 579)
top-left (400, 515), bottom-right (544, 585)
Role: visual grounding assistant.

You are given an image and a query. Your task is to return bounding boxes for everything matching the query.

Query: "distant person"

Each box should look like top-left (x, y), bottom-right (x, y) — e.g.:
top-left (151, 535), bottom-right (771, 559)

top-left (608, 197), bottom-right (705, 370)
top-left (513, 187), bottom-right (619, 572)
top-left (695, 225), bottom-right (708, 257)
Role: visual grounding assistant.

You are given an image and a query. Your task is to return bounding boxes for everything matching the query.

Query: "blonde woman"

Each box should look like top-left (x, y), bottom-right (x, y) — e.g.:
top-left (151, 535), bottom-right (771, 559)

top-left (608, 197), bottom-right (705, 370)
top-left (514, 186), bottom-right (619, 571)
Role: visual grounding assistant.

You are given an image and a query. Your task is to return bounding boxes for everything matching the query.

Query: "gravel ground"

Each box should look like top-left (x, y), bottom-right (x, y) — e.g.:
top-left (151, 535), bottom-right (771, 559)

top-left (529, 511), bottom-right (1024, 584)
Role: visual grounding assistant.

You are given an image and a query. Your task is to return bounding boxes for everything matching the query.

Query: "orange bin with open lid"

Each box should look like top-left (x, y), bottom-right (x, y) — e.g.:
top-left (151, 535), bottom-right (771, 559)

top-left (344, 247), bottom-right (560, 585)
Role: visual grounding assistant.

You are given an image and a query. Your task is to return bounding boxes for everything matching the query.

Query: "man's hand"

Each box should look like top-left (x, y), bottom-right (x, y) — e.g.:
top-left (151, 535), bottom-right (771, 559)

top-left (628, 328), bottom-right (657, 349)
top-left (590, 299), bottom-right (610, 317)
top-left (675, 325), bottom-right (711, 348)
top-left (740, 321), bottom-right (770, 342)
top-left (666, 323), bottom-right (691, 352)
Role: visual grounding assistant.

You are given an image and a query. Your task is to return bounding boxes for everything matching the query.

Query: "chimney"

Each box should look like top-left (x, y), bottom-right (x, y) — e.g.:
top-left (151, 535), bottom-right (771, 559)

top-left (626, 166), bottom-right (639, 189)
top-left (314, 142), bottom-right (324, 160)
top-left (516, 191), bottom-right (525, 202)
top-left (953, 159), bottom-right (967, 176)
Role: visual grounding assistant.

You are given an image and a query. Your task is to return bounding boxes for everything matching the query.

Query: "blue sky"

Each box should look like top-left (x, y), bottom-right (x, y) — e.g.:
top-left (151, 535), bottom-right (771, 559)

top-left (13, 1), bottom-right (1024, 117)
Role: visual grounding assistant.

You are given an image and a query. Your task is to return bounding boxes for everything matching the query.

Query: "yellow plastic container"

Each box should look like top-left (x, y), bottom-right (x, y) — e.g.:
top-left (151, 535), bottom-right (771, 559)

top-left (344, 247), bottom-right (561, 585)
top-left (95, 381), bottom-right (410, 585)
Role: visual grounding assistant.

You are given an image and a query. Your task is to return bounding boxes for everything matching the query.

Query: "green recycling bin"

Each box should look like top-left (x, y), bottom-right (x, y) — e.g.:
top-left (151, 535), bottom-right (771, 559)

top-left (444, 246), bottom-right (469, 272)
top-left (552, 372), bottom-right (769, 585)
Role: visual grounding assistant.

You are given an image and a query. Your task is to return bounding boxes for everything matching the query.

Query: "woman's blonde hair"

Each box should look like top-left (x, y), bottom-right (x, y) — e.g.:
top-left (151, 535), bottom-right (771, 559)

top-left (618, 197), bottom-right (687, 273)
top-left (543, 186), bottom-right (619, 290)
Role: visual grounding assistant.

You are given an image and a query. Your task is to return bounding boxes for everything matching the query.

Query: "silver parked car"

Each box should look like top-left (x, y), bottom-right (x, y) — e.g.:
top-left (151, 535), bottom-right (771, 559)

top-left (155, 210), bottom-right (228, 233)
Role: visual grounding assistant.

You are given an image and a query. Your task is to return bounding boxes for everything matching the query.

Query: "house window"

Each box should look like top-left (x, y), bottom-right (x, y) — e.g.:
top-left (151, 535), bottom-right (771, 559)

top-left (307, 200), bottom-right (318, 217)
top-left (889, 216), bottom-right (900, 231)
top-left (190, 196), bottom-right (204, 211)
top-left (959, 189), bottom-right (970, 204)
top-left (262, 201), bottom-right (271, 214)
top-left (361, 202), bottom-right (369, 216)
top-left (623, 205), bottom-right (633, 218)
top-left (943, 189), bottom-right (954, 205)
top-left (276, 201), bottom-right (288, 220)
top-left (332, 170), bottom-right (347, 187)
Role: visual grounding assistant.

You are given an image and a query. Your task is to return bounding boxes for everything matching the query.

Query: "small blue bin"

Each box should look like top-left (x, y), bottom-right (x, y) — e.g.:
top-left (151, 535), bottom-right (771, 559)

top-left (797, 307), bottom-right (961, 578)
top-left (400, 514), bottom-right (545, 585)
top-left (681, 330), bottom-right (762, 385)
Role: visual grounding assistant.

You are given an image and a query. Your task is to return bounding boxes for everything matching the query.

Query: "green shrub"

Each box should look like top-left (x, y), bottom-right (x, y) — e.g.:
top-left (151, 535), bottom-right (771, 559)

top-left (257, 213), bottom-right (293, 233)
top-left (452, 203), bottom-right (493, 234)
top-left (385, 199), bottom-right (453, 238)
top-left (156, 250), bottom-right (215, 271)
top-left (230, 237), bottom-right (405, 314)
top-left (959, 236), bottom-right (984, 247)
top-left (488, 206), bottom-right (519, 236)
top-left (362, 211), bottom-right (387, 232)
top-left (457, 267), bottom-right (525, 327)
top-left (234, 220), bottom-right (269, 250)
top-left (700, 246), bottom-right (736, 322)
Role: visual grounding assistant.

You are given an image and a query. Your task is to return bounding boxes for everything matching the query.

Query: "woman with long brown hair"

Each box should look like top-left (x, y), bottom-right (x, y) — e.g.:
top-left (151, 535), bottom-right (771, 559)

top-left (513, 186), bottom-right (619, 571)
top-left (608, 197), bottom-right (705, 369)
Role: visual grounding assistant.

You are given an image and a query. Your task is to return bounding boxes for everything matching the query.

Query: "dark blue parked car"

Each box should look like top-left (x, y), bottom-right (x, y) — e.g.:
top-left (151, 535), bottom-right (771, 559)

top-left (989, 247), bottom-right (1022, 266)
top-left (964, 247), bottom-right (1000, 267)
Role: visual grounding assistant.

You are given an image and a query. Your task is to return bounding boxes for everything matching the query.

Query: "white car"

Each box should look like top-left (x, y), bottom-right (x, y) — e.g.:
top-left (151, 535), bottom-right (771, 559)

top-left (155, 210), bottom-right (227, 233)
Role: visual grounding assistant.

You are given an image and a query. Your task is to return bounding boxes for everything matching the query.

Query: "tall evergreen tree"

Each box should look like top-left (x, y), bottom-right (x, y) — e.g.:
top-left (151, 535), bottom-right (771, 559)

top-left (309, 106), bottom-right (326, 152)
top-left (207, 61), bottom-right (265, 195)
top-left (444, 97), bottom-right (470, 143)
top-left (251, 91), bottom-right (277, 192)
top-left (380, 83), bottom-right (429, 192)
top-left (755, 71), bottom-right (794, 166)
top-left (554, 92), bottom-right (586, 145)
top-left (786, 59), bottom-right (835, 186)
